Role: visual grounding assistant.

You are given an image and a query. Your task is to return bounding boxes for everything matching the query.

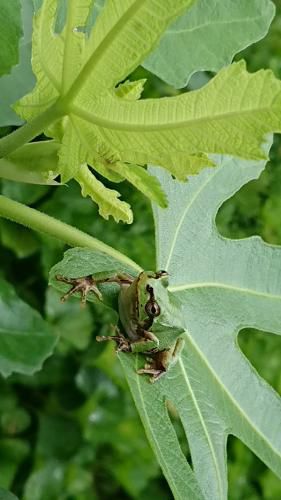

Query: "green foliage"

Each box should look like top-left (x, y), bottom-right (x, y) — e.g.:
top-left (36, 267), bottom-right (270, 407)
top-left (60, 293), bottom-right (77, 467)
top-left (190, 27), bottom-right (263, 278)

top-left (0, 488), bottom-right (19, 500)
top-left (0, 1), bottom-right (281, 499)
top-left (0, 1), bottom-right (22, 78)
top-left (9, 0), bottom-right (281, 222)
top-left (144, 0), bottom-right (275, 88)
top-left (0, 278), bottom-right (57, 376)
top-left (0, 0), bottom-right (36, 126)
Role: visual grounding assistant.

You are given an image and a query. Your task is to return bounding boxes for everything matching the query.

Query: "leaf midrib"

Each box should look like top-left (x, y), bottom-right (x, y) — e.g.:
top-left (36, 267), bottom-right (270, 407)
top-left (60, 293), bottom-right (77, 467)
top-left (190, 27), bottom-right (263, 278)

top-left (183, 332), bottom-right (281, 464)
top-left (166, 15), bottom-right (264, 36)
top-left (70, 98), bottom-right (280, 135)
top-left (134, 354), bottom-right (190, 500)
top-left (169, 282), bottom-right (281, 301)
top-left (65, 0), bottom-right (146, 102)
top-left (178, 356), bottom-right (224, 500)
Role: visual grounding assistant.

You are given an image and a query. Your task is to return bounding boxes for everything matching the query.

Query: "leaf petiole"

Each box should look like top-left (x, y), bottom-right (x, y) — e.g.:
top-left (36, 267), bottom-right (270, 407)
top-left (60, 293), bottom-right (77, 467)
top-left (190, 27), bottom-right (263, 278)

top-left (0, 195), bottom-right (141, 271)
top-left (0, 101), bottom-right (64, 159)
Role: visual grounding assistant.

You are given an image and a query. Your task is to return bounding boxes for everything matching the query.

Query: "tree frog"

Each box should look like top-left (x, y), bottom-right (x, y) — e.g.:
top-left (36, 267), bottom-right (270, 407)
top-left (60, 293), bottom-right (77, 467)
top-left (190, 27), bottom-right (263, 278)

top-left (56, 270), bottom-right (185, 382)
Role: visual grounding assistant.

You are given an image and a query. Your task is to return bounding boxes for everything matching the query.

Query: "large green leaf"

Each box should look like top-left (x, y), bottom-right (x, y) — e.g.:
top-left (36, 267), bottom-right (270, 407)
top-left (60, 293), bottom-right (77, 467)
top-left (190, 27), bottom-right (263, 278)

top-left (120, 151), bottom-right (281, 499)
top-left (48, 151), bottom-right (281, 496)
top-left (0, 278), bottom-right (57, 377)
top-left (144, 0), bottom-right (275, 88)
top-left (13, 0), bottom-right (281, 223)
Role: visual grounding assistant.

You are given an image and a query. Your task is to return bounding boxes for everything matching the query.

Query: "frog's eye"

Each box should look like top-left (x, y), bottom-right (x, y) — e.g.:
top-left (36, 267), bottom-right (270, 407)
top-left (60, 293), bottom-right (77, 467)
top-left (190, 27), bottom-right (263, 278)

top-left (145, 301), bottom-right (161, 318)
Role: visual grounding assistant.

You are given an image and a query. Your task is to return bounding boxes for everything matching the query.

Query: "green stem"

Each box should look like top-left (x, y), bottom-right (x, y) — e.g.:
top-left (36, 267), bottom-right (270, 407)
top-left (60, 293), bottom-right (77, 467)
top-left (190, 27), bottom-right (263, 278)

top-left (0, 103), bottom-right (64, 159)
top-left (0, 195), bottom-right (141, 271)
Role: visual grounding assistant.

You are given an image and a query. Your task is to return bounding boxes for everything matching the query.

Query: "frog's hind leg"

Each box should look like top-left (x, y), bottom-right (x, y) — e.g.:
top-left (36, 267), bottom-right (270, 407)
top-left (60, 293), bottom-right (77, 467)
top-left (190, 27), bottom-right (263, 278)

top-left (137, 338), bottom-right (185, 383)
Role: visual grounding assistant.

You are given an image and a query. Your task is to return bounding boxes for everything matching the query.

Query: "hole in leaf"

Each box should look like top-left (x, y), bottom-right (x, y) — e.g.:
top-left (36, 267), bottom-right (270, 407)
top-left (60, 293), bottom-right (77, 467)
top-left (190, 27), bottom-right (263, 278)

top-left (238, 328), bottom-right (281, 396)
top-left (165, 399), bottom-right (192, 469)
top-left (216, 137), bottom-right (281, 246)
top-left (227, 435), bottom-right (281, 499)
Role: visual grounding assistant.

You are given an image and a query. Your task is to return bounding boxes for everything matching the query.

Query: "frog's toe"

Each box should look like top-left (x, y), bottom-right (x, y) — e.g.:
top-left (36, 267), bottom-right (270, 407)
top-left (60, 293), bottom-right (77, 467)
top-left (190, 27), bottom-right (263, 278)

top-left (137, 367), bottom-right (164, 382)
top-left (56, 275), bottom-right (103, 303)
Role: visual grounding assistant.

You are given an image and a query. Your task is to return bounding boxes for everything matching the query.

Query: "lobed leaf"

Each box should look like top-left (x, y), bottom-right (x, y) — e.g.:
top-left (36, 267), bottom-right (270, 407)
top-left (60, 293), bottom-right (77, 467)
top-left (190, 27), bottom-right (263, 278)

top-left (121, 147), bottom-right (281, 499)
top-left (82, 61), bottom-right (281, 162)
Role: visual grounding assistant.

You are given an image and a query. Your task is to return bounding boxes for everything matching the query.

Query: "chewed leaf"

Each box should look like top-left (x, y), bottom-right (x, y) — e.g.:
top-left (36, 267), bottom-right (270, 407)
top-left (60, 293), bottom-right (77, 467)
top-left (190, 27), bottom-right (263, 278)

top-left (76, 163), bottom-right (133, 223)
top-left (111, 162), bottom-right (168, 208)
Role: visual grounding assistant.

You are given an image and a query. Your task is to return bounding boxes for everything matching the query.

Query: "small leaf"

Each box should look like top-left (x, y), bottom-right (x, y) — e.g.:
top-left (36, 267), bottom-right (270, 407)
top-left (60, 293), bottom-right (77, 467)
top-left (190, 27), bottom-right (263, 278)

top-left (111, 162), bottom-right (168, 208)
top-left (0, 278), bottom-right (57, 377)
top-left (76, 164), bottom-right (133, 224)
top-left (144, 0), bottom-right (275, 88)
top-left (115, 79), bottom-right (147, 100)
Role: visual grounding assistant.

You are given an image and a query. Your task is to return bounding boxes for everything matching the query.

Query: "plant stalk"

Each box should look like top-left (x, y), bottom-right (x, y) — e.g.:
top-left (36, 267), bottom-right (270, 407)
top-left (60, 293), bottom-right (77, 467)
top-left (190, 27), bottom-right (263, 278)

top-left (0, 103), bottom-right (64, 159)
top-left (0, 195), bottom-right (141, 271)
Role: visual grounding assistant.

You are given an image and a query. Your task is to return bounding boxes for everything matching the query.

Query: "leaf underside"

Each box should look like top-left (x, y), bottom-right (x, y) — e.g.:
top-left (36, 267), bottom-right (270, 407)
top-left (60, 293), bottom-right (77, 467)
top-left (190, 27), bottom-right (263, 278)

top-left (49, 143), bottom-right (281, 499)
top-left (120, 148), bottom-right (281, 500)
top-left (13, 0), bottom-right (281, 222)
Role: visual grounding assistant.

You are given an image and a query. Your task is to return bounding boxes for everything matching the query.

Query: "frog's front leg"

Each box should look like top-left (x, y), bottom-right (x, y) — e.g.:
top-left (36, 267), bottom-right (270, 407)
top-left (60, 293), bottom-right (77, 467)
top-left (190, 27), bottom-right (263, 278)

top-left (137, 337), bottom-right (185, 383)
top-left (56, 272), bottom-right (134, 305)
top-left (96, 326), bottom-right (131, 353)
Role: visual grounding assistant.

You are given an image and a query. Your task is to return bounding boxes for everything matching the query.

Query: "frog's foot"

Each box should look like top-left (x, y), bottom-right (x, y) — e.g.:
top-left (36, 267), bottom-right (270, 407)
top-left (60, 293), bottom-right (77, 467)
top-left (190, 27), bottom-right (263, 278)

top-left (137, 360), bottom-right (166, 383)
top-left (56, 274), bottom-right (102, 305)
top-left (137, 338), bottom-right (185, 383)
top-left (96, 332), bottom-right (131, 353)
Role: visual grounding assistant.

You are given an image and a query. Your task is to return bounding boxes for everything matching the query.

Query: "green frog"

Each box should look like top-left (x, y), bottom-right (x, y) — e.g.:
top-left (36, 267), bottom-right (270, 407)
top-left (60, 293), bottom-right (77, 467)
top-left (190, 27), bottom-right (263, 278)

top-left (56, 270), bottom-right (185, 382)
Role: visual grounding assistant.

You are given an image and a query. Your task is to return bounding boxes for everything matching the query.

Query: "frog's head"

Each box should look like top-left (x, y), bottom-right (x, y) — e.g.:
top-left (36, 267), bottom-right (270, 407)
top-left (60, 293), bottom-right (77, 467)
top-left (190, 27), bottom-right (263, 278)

top-left (137, 271), bottom-right (185, 336)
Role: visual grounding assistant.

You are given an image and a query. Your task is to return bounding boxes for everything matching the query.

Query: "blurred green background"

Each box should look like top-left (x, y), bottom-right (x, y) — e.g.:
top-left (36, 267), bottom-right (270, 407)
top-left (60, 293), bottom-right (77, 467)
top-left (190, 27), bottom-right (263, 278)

top-left (1, 2), bottom-right (281, 499)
